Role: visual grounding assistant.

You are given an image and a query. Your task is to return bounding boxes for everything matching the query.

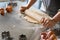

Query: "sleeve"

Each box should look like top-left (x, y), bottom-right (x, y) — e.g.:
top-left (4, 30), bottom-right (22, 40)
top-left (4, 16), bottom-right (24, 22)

top-left (44, 0), bottom-right (60, 17)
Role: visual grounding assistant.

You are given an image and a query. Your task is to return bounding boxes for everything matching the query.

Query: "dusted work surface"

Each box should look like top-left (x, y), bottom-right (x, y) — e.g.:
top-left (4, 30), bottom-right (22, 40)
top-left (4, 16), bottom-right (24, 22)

top-left (0, 1), bottom-right (43, 40)
top-left (0, 1), bottom-right (60, 40)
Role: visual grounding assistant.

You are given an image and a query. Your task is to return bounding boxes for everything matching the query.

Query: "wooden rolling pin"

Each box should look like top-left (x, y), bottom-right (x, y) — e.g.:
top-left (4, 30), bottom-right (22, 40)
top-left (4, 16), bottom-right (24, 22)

top-left (25, 9), bottom-right (51, 23)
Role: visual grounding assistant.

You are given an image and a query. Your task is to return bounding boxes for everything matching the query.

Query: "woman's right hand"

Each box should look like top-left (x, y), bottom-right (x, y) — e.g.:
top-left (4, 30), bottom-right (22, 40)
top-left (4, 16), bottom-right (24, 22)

top-left (20, 6), bottom-right (28, 13)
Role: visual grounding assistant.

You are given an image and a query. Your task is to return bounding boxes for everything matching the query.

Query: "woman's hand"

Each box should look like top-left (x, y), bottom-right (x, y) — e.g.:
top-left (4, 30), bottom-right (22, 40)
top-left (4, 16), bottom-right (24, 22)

top-left (20, 6), bottom-right (28, 13)
top-left (40, 18), bottom-right (57, 28)
top-left (20, 0), bottom-right (37, 13)
top-left (41, 31), bottom-right (57, 40)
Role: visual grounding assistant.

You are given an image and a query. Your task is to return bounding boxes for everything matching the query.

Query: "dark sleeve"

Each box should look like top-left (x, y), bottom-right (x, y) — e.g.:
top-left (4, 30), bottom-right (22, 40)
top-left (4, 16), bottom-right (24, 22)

top-left (46, 0), bottom-right (60, 17)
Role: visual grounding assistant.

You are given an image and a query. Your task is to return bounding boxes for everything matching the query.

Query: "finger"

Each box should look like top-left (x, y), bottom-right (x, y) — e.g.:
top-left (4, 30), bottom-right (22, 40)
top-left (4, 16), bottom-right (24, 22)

top-left (41, 37), bottom-right (46, 40)
top-left (48, 34), bottom-right (57, 40)
top-left (44, 20), bottom-right (52, 27)
top-left (41, 18), bottom-right (50, 27)
top-left (41, 32), bottom-right (47, 39)
top-left (41, 35), bottom-right (44, 39)
top-left (20, 8), bottom-right (25, 12)
top-left (43, 19), bottom-right (49, 27)
top-left (47, 31), bottom-right (54, 38)
top-left (46, 22), bottom-right (50, 27)
top-left (44, 18), bottom-right (48, 23)
top-left (40, 18), bottom-right (45, 24)
top-left (46, 22), bottom-right (53, 28)
top-left (41, 35), bottom-right (47, 40)
top-left (41, 39), bottom-right (46, 40)
top-left (41, 32), bottom-right (47, 35)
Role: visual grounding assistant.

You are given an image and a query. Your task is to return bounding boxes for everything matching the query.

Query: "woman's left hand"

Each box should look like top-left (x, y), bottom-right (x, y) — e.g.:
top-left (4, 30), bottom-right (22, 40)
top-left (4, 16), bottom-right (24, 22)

top-left (41, 31), bottom-right (57, 40)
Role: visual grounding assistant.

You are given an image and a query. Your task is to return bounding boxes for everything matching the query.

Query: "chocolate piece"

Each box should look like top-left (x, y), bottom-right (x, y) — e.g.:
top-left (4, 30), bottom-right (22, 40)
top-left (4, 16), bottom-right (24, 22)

top-left (19, 34), bottom-right (27, 40)
top-left (6, 31), bottom-right (10, 37)
top-left (8, 3), bottom-right (17, 6)
top-left (1, 31), bottom-right (10, 39)
top-left (2, 31), bottom-right (6, 39)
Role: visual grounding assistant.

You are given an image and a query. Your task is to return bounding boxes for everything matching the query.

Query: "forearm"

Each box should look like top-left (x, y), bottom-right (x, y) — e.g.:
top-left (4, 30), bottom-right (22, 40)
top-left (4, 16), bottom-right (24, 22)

top-left (52, 12), bottom-right (60, 22)
top-left (26, 0), bottom-right (37, 9)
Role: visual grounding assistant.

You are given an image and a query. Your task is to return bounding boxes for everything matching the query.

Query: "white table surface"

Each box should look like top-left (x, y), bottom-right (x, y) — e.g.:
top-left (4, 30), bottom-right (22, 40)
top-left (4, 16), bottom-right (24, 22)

top-left (0, 1), bottom-right (60, 40)
top-left (0, 1), bottom-right (43, 40)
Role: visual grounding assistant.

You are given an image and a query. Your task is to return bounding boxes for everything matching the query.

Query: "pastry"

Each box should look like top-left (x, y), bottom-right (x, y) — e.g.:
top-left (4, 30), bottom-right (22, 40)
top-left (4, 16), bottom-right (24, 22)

top-left (24, 16), bottom-right (39, 24)
top-left (6, 5), bottom-right (13, 13)
top-left (0, 8), bottom-right (4, 16)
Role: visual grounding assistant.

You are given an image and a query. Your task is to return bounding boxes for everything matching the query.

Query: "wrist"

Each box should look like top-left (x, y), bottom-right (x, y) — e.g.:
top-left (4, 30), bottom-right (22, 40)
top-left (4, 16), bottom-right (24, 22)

top-left (52, 18), bottom-right (58, 23)
top-left (26, 6), bottom-right (30, 9)
top-left (25, 5), bottom-right (30, 9)
top-left (52, 12), bottom-right (60, 22)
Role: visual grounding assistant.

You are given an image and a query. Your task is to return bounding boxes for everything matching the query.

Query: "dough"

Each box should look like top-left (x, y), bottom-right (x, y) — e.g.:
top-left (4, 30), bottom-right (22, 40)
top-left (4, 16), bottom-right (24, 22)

top-left (24, 16), bottom-right (39, 24)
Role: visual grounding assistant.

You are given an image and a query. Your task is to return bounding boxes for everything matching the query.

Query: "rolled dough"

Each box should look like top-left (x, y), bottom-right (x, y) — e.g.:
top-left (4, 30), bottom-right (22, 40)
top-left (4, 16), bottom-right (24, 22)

top-left (24, 16), bottom-right (39, 24)
top-left (24, 9), bottom-right (51, 24)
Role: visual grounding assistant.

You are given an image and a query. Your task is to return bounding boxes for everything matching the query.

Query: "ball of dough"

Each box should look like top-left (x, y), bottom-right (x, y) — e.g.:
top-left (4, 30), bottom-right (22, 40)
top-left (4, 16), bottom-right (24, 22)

top-left (0, 8), bottom-right (4, 16)
top-left (6, 5), bottom-right (13, 13)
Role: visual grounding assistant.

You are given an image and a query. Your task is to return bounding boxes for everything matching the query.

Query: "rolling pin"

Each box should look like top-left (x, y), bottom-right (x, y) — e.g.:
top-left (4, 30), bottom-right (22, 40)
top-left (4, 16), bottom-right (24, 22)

top-left (25, 9), bottom-right (51, 23)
